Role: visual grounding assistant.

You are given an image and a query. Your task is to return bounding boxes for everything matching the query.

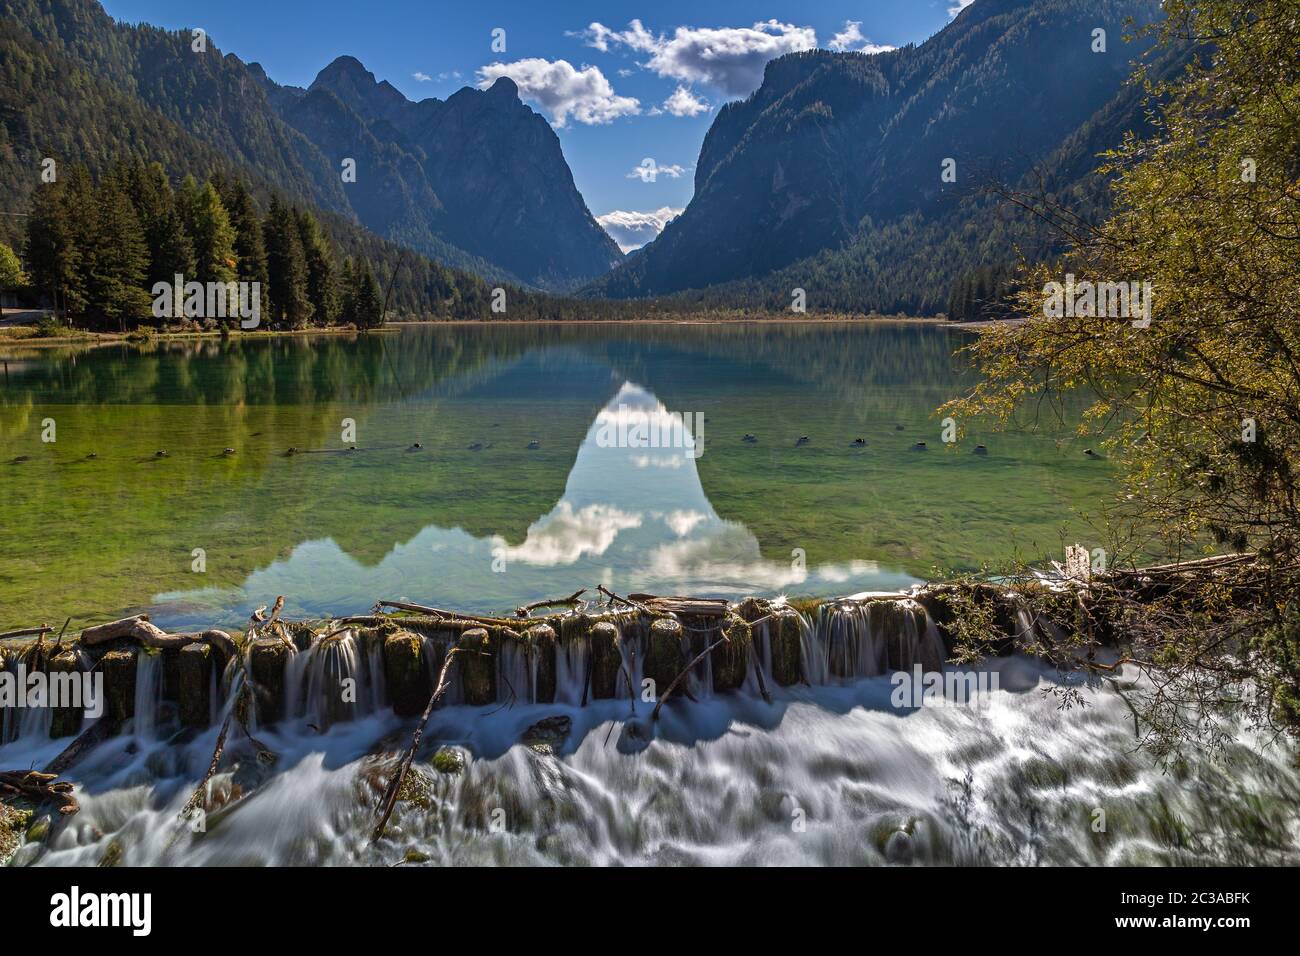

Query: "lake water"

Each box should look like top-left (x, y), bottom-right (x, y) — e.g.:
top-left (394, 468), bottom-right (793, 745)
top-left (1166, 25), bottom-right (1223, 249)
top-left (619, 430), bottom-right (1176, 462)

top-left (4, 322), bottom-right (1297, 869)
top-left (0, 321), bottom-right (1113, 631)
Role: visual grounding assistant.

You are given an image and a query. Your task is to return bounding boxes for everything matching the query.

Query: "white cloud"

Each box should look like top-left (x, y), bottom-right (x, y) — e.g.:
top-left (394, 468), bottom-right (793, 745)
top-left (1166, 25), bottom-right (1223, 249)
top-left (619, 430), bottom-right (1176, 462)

top-left (663, 85), bottom-right (709, 116)
top-left (624, 161), bottom-right (687, 181)
top-left (827, 20), bottom-right (896, 54)
top-left (596, 207), bottom-right (684, 252)
top-left (437, 70), bottom-right (463, 82)
top-left (412, 71), bottom-right (432, 82)
top-left (475, 58), bottom-right (640, 126)
top-left (491, 502), bottom-right (642, 567)
top-left (578, 19), bottom-right (816, 98)
top-left (664, 509), bottom-right (708, 536)
top-left (949, 0), bottom-right (976, 18)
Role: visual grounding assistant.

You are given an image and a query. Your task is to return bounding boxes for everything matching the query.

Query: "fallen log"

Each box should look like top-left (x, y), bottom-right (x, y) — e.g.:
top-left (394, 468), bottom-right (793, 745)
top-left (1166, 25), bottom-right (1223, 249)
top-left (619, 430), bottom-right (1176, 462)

top-left (630, 594), bottom-right (729, 618)
top-left (516, 588), bottom-right (586, 618)
top-left (44, 719), bottom-right (114, 776)
top-left (77, 615), bottom-right (238, 659)
top-left (0, 625), bottom-right (54, 641)
top-left (0, 770), bottom-right (79, 816)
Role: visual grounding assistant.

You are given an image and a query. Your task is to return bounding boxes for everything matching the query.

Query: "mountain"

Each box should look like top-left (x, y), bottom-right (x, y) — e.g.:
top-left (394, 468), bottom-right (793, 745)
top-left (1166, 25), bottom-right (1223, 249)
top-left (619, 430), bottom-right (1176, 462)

top-left (0, 0), bottom-right (621, 290)
top-left (584, 0), bottom-right (1174, 315)
top-left (268, 58), bottom-right (623, 290)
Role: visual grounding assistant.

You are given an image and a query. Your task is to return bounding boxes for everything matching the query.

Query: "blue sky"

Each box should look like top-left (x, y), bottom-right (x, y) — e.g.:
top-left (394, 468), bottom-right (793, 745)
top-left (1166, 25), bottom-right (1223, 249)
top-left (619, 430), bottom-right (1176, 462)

top-left (101, 0), bottom-right (971, 248)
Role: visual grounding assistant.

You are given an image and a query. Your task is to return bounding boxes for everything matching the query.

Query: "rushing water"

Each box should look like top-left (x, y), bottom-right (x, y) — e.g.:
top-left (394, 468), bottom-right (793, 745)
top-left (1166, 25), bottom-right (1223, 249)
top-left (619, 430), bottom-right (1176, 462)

top-left (3, 322), bottom-right (1296, 867)
top-left (3, 644), bottom-right (1296, 866)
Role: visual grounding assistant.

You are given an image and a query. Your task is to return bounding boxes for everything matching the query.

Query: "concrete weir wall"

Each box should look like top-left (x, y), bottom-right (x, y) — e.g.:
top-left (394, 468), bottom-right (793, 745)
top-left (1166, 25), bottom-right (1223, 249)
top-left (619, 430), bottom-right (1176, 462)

top-left (0, 588), bottom-right (1046, 743)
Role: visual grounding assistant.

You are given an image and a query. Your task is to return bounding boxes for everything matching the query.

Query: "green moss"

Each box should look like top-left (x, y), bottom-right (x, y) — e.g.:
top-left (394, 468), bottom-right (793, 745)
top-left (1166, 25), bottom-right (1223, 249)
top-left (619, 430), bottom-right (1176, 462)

top-left (1019, 756), bottom-right (1070, 790)
top-left (0, 802), bottom-right (34, 864)
top-left (396, 767), bottom-right (434, 810)
top-left (97, 838), bottom-right (124, 867)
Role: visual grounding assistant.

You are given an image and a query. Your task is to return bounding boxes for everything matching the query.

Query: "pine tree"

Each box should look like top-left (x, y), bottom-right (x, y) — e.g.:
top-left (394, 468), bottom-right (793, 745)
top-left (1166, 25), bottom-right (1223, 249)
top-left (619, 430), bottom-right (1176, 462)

top-left (221, 177), bottom-right (269, 293)
top-left (263, 196), bottom-right (312, 327)
top-left (187, 181), bottom-right (237, 286)
top-left (125, 161), bottom-right (193, 302)
top-left (295, 206), bottom-right (335, 326)
top-left (338, 257), bottom-right (357, 326)
top-left (353, 260), bottom-right (382, 329)
top-left (24, 166), bottom-right (92, 319)
top-left (84, 172), bottom-right (152, 328)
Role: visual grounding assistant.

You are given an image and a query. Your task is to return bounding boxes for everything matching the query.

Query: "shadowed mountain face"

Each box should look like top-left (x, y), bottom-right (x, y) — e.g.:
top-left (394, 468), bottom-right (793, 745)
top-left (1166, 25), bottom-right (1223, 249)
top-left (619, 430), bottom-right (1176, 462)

top-left (585, 0), bottom-right (1168, 306)
top-left (264, 58), bottom-right (624, 290)
top-left (0, 0), bottom-right (621, 290)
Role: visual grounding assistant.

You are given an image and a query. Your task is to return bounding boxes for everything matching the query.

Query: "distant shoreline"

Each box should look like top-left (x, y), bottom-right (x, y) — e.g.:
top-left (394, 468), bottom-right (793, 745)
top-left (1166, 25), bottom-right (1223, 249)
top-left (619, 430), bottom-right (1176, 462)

top-left (0, 313), bottom-right (1015, 351)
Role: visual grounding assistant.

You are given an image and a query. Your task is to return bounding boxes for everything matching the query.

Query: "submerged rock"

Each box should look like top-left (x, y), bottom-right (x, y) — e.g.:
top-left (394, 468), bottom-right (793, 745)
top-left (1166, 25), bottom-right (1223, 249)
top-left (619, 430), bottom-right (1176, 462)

top-left (884, 829), bottom-right (914, 864)
top-left (521, 715), bottom-right (572, 755)
top-left (431, 746), bottom-right (465, 775)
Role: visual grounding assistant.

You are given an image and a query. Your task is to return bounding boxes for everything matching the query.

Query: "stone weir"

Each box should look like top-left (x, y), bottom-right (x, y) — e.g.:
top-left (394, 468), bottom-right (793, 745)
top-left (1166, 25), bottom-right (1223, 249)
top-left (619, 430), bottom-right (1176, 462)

top-left (0, 585), bottom-right (1068, 744)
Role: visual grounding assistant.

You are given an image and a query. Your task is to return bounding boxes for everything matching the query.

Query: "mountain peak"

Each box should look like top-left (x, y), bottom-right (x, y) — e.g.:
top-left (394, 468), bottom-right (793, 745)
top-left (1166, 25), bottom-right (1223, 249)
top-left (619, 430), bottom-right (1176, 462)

top-left (315, 55), bottom-right (373, 84)
top-left (486, 75), bottom-right (519, 99)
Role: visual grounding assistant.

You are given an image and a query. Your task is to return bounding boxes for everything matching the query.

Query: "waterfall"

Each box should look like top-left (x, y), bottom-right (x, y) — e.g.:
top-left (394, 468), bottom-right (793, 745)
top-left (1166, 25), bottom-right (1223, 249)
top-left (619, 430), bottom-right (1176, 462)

top-left (554, 633), bottom-right (589, 705)
top-left (743, 618), bottom-right (773, 696)
top-left (498, 638), bottom-right (536, 705)
top-left (131, 651), bottom-right (163, 740)
top-left (421, 635), bottom-right (463, 707)
top-left (288, 631), bottom-right (370, 729)
top-left (366, 637), bottom-right (387, 712)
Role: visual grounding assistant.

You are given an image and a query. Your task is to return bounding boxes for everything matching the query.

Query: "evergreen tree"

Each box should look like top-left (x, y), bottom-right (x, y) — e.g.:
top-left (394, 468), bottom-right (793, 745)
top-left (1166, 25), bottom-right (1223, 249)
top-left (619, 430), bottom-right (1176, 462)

top-left (84, 172), bottom-right (152, 328)
top-left (125, 161), bottom-right (194, 304)
top-left (24, 167), bottom-right (91, 318)
top-left (263, 196), bottom-right (313, 327)
top-left (338, 257), bottom-right (357, 326)
top-left (353, 260), bottom-right (382, 329)
top-left (187, 181), bottom-right (237, 286)
top-left (295, 206), bottom-right (335, 326)
top-left (220, 177), bottom-right (269, 294)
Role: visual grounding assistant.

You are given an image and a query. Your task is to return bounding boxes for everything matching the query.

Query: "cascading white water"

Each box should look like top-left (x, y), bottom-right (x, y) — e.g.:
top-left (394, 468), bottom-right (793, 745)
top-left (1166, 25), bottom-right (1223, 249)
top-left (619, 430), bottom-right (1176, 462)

top-left (3, 599), bottom-right (1299, 867)
top-left (554, 635), bottom-right (589, 705)
top-left (421, 635), bottom-right (462, 707)
top-left (286, 631), bottom-right (373, 729)
top-left (498, 639), bottom-right (536, 706)
top-left (131, 651), bottom-right (163, 741)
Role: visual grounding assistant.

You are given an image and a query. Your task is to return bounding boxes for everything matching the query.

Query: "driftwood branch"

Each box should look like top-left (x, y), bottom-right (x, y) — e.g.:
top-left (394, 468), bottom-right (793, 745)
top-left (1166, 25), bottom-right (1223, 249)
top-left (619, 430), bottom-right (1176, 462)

top-left (371, 647), bottom-right (464, 843)
top-left (76, 615), bottom-right (237, 659)
top-left (0, 770), bottom-right (79, 816)
top-left (0, 625), bottom-right (53, 641)
top-left (596, 585), bottom-right (656, 617)
top-left (515, 589), bottom-right (586, 618)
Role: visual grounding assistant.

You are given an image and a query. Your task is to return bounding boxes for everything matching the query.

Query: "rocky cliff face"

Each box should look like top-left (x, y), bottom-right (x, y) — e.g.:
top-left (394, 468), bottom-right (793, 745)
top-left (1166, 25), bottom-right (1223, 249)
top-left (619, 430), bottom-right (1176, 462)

top-left (281, 58), bottom-right (623, 290)
top-left (587, 0), bottom-right (1165, 300)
